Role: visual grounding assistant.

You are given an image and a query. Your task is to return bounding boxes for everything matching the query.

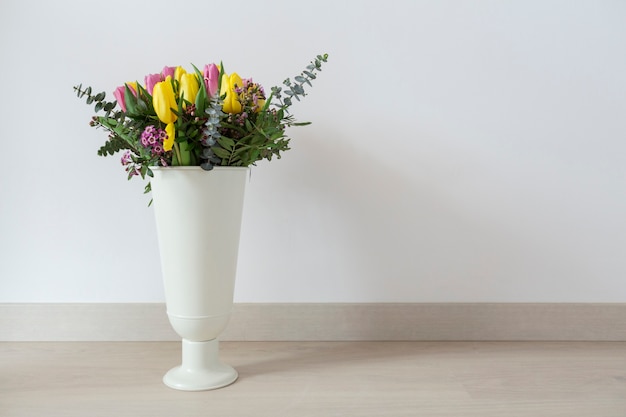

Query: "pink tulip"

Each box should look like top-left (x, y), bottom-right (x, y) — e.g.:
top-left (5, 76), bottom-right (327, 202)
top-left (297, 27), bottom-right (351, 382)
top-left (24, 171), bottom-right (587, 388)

top-left (144, 73), bottom-right (163, 95)
top-left (161, 66), bottom-right (176, 80)
top-left (203, 63), bottom-right (219, 97)
top-left (113, 83), bottom-right (137, 113)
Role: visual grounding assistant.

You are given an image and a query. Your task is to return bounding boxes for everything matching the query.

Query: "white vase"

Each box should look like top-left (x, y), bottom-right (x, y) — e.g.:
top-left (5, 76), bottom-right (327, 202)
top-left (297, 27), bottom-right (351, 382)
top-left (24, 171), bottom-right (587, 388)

top-left (150, 166), bottom-right (249, 391)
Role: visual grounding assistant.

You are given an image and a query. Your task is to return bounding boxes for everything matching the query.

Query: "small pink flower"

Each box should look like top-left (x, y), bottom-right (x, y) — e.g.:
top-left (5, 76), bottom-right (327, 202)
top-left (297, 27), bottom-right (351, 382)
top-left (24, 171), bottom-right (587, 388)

top-left (120, 150), bottom-right (132, 166)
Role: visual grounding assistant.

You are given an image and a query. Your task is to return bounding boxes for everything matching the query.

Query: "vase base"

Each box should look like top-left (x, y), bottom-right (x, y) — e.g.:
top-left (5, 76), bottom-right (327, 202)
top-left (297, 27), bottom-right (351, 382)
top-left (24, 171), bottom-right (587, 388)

top-left (163, 339), bottom-right (238, 391)
top-left (163, 363), bottom-right (238, 391)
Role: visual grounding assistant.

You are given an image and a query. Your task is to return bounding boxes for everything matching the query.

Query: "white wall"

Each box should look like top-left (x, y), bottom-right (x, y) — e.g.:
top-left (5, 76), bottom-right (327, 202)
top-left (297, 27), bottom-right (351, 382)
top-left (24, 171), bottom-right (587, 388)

top-left (1, 0), bottom-right (625, 303)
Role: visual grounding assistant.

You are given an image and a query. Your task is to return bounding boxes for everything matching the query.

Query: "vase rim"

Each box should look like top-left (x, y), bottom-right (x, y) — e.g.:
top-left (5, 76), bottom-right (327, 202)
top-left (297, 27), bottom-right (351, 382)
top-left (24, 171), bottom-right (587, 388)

top-left (150, 166), bottom-right (250, 171)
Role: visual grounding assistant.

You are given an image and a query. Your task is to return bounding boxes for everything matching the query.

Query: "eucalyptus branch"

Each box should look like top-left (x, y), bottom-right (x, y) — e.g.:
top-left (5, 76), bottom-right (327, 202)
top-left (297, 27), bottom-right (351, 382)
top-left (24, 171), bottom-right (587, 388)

top-left (272, 53), bottom-right (329, 111)
top-left (74, 84), bottom-right (119, 118)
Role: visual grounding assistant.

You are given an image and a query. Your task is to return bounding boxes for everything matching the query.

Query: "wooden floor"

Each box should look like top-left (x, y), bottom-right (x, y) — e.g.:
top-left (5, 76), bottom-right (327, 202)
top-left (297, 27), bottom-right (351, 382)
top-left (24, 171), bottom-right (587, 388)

top-left (1, 341), bottom-right (625, 416)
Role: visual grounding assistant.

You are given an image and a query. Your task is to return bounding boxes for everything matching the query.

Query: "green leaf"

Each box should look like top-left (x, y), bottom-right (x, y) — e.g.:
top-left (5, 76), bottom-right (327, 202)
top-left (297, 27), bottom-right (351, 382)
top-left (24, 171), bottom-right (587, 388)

top-left (123, 85), bottom-right (137, 114)
top-left (212, 146), bottom-right (232, 159)
top-left (171, 149), bottom-right (180, 166)
top-left (249, 149), bottom-right (260, 162)
top-left (218, 62), bottom-right (225, 96)
top-left (136, 83), bottom-right (150, 98)
top-left (217, 136), bottom-right (235, 151)
top-left (271, 131), bottom-right (286, 139)
top-left (136, 98), bottom-right (148, 113)
top-left (233, 144), bottom-right (252, 156)
top-left (191, 64), bottom-right (209, 114)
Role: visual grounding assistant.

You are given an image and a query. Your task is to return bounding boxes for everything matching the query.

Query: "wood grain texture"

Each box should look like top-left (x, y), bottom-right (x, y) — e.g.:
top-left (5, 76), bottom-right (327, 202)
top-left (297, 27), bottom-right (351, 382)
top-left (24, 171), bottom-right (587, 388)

top-left (1, 341), bottom-right (625, 417)
top-left (1, 303), bottom-right (626, 341)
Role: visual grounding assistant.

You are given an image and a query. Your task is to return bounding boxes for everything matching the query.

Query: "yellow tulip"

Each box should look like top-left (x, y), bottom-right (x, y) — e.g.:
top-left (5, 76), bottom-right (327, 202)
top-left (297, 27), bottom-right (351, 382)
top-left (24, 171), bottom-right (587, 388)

top-left (152, 79), bottom-right (178, 124)
top-left (174, 66), bottom-right (186, 85)
top-left (221, 72), bottom-right (243, 114)
top-left (179, 73), bottom-right (199, 106)
top-left (164, 123), bottom-right (175, 151)
top-left (256, 98), bottom-right (266, 113)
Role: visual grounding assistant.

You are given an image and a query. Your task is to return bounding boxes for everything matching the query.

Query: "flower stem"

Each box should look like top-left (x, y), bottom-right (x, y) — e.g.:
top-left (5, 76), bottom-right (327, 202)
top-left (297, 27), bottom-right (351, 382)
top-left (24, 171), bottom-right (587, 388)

top-left (173, 143), bottom-right (182, 165)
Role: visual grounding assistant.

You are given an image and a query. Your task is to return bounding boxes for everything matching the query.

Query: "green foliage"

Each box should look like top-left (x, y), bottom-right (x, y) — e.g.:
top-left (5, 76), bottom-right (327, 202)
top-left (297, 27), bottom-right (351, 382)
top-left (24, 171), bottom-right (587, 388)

top-left (271, 53), bottom-right (329, 109)
top-left (74, 84), bottom-right (119, 119)
top-left (209, 53), bottom-right (329, 168)
top-left (73, 53), bottom-right (329, 188)
top-left (73, 83), bottom-right (161, 183)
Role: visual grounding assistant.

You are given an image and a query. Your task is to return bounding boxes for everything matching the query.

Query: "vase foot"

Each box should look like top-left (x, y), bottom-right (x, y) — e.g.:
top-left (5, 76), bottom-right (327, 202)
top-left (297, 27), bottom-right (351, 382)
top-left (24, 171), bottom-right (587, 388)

top-left (163, 339), bottom-right (238, 391)
top-left (163, 363), bottom-right (238, 391)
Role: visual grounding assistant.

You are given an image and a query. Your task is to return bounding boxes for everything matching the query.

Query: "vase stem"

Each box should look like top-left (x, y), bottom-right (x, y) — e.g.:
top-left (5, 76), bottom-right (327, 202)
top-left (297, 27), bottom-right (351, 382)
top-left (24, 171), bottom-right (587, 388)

top-left (163, 339), bottom-right (238, 391)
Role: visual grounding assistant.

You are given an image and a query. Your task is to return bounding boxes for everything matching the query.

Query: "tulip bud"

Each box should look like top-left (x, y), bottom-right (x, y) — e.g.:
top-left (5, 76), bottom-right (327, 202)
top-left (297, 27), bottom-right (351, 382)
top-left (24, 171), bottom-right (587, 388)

top-left (144, 73), bottom-right (162, 95)
top-left (152, 79), bottom-right (178, 124)
top-left (161, 66), bottom-right (176, 80)
top-left (221, 72), bottom-right (243, 114)
top-left (203, 63), bottom-right (219, 97)
top-left (179, 73), bottom-right (200, 106)
top-left (113, 82), bottom-right (137, 113)
top-left (164, 123), bottom-right (175, 151)
top-left (174, 66), bottom-right (187, 85)
top-left (113, 86), bottom-right (127, 112)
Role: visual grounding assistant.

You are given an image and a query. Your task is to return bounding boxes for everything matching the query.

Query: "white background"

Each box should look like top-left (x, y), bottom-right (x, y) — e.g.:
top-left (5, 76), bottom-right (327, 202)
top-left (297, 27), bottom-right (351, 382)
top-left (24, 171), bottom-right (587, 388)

top-left (1, 0), bottom-right (625, 303)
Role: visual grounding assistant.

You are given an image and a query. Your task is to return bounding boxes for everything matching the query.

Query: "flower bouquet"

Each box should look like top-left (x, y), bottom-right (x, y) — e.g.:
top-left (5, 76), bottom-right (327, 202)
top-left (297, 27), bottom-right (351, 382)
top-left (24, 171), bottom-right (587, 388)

top-left (74, 53), bottom-right (328, 194)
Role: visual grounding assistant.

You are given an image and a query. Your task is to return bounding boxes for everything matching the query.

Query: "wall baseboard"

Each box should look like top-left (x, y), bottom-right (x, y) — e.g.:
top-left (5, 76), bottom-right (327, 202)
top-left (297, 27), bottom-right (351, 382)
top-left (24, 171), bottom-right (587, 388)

top-left (1, 303), bottom-right (625, 342)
